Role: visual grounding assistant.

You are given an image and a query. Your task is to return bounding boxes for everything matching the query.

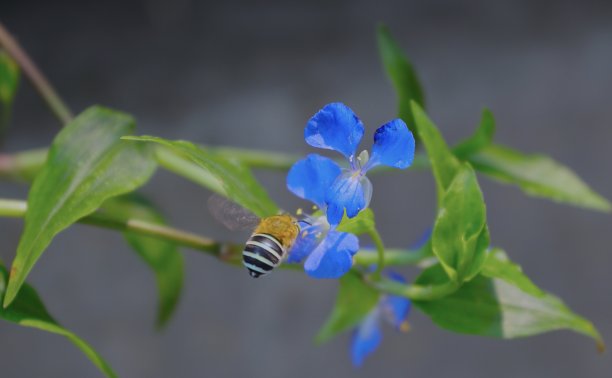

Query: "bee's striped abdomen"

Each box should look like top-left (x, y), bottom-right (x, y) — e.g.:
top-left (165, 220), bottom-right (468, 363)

top-left (243, 233), bottom-right (285, 278)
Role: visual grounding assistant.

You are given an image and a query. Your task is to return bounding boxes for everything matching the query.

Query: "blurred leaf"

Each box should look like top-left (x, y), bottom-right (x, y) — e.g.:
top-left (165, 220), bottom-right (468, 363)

top-left (432, 164), bottom-right (489, 282)
top-left (410, 101), bottom-right (461, 198)
top-left (0, 50), bottom-right (19, 103)
top-left (0, 263), bottom-right (117, 378)
top-left (453, 109), bottom-right (495, 159)
top-left (468, 144), bottom-right (611, 212)
top-left (377, 25), bottom-right (425, 131)
top-left (102, 194), bottom-right (183, 329)
top-left (0, 50), bottom-right (20, 136)
top-left (4, 106), bottom-right (156, 307)
top-left (124, 136), bottom-right (278, 218)
top-left (414, 263), bottom-right (604, 349)
top-left (336, 208), bottom-right (375, 235)
top-left (315, 271), bottom-right (379, 344)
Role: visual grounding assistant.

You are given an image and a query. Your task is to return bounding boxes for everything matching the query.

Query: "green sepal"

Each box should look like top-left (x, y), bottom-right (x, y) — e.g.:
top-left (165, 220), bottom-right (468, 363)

top-left (336, 208), bottom-right (375, 235)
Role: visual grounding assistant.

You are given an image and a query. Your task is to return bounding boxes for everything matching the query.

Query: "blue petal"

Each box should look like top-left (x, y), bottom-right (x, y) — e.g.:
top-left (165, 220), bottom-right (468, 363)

top-left (287, 154), bottom-right (342, 208)
top-left (287, 222), bottom-right (324, 263)
top-left (304, 231), bottom-right (359, 279)
top-left (325, 171), bottom-right (371, 226)
top-left (304, 103), bottom-right (364, 160)
top-left (365, 119), bottom-right (415, 171)
top-left (381, 271), bottom-right (412, 329)
top-left (351, 310), bottom-right (382, 367)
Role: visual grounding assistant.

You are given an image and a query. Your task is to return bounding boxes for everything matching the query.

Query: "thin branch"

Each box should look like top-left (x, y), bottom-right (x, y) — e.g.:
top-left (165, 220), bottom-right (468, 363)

top-left (0, 198), bottom-right (229, 258)
top-left (0, 21), bottom-right (73, 124)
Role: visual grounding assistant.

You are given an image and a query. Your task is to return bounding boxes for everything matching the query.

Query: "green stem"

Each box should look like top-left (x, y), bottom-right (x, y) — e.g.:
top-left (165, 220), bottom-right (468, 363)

top-left (0, 198), bottom-right (236, 259)
top-left (353, 246), bottom-right (431, 266)
top-left (0, 198), bottom-right (27, 217)
top-left (0, 148), bottom-right (47, 182)
top-left (0, 22), bottom-right (73, 125)
top-left (368, 227), bottom-right (386, 279)
top-left (369, 275), bottom-right (459, 301)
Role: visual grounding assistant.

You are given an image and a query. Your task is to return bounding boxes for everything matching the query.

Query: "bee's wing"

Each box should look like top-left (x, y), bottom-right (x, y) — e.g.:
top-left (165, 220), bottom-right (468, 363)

top-left (207, 194), bottom-right (261, 231)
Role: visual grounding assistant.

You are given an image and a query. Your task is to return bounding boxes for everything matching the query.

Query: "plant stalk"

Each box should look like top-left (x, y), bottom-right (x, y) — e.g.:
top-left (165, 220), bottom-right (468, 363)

top-left (0, 198), bottom-right (224, 257)
top-left (368, 227), bottom-right (386, 279)
top-left (0, 22), bottom-right (73, 124)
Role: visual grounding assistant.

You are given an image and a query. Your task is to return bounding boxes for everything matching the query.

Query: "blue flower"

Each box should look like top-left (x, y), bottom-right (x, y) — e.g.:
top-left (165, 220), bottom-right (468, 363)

top-left (303, 102), bottom-right (416, 225)
top-left (286, 154), bottom-right (359, 279)
top-left (351, 271), bottom-right (411, 367)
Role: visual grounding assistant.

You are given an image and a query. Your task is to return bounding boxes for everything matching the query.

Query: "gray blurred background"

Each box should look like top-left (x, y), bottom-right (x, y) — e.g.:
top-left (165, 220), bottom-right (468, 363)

top-left (1, 0), bottom-right (612, 377)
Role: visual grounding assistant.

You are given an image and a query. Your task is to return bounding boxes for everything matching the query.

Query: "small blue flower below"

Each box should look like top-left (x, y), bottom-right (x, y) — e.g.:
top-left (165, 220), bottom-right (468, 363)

top-left (351, 271), bottom-right (411, 367)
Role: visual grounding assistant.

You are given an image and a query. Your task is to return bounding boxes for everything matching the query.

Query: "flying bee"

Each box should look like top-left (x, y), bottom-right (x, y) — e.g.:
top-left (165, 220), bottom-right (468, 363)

top-left (208, 194), bottom-right (301, 278)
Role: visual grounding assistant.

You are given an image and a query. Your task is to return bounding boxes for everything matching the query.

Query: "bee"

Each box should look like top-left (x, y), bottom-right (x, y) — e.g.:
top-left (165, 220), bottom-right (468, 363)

top-left (208, 194), bottom-right (301, 278)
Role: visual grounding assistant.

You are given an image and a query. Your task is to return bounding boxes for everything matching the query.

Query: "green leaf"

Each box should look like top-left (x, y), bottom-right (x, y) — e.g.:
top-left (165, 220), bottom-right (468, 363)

top-left (0, 50), bottom-right (19, 103)
top-left (480, 249), bottom-right (544, 297)
top-left (432, 164), bottom-right (489, 282)
top-left (377, 25), bottom-right (425, 130)
top-left (468, 144), bottom-right (611, 212)
top-left (102, 194), bottom-right (183, 329)
top-left (0, 263), bottom-right (117, 378)
top-left (0, 50), bottom-right (20, 135)
top-left (453, 109), bottom-right (496, 159)
top-left (123, 136), bottom-right (278, 218)
top-left (315, 271), bottom-right (379, 344)
top-left (410, 101), bottom-right (461, 198)
top-left (336, 208), bottom-right (375, 235)
top-left (414, 263), bottom-right (604, 350)
top-left (4, 106), bottom-right (156, 307)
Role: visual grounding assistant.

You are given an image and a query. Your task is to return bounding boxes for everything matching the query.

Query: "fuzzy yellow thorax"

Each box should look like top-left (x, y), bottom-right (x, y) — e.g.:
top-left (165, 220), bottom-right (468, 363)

top-left (254, 214), bottom-right (300, 249)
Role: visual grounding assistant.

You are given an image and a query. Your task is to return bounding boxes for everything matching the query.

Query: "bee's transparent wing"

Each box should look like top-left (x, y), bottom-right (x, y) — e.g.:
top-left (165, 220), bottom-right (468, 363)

top-left (207, 194), bottom-right (261, 231)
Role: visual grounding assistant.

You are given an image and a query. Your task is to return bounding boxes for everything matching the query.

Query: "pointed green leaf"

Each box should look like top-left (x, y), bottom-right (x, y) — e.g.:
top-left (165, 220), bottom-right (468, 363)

top-left (453, 109), bottom-right (495, 158)
top-left (410, 101), bottom-right (461, 198)
top-left (123, 136), bottom-right (278, 217)
top-left (414, 263), bottom-right (604, 349)
top-left (4, 106), bottom-right (156, 307)
top-left (0, 263), bottom-right (117, 378)
top-left (432, 164), bottom-right (489, 282)
top-left (377, 25), bottom-right (425, 130)
top-left (102, 194), bottom-right (183, 329)
top-left (315, 271), bottom-right (379, 344)
top-left (336, 208), bottom-right (375, 235)
top-left (468, 144), bottom-right (611, 212)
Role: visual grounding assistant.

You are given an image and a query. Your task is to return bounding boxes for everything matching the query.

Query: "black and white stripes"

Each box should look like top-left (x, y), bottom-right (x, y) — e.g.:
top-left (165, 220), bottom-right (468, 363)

top-left (242, 233), bottom-right (286, 278)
